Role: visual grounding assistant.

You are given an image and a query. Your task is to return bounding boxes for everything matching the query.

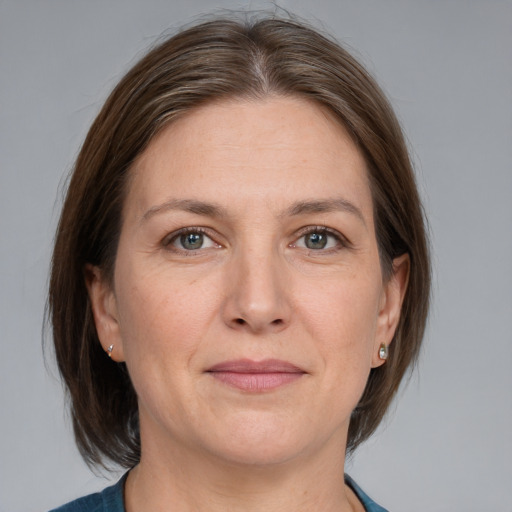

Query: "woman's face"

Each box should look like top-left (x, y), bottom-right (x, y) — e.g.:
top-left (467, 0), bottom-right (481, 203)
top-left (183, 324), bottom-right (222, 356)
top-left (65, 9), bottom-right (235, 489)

top-left (88, 96), bottom-right (407, 467)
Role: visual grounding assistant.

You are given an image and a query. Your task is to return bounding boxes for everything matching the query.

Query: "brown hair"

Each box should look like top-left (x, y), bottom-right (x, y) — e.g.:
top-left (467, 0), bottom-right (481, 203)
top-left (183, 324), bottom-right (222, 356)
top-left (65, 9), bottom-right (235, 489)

top-left (49, 15), bottom-right (431, 468)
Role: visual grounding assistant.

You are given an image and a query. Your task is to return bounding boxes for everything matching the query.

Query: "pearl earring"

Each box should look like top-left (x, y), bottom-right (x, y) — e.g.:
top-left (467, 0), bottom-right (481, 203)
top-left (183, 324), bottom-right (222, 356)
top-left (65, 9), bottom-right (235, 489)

top-left (107, 344), bottom-right (114, 358)
top-left (378, 343), bottom-right (388, 361)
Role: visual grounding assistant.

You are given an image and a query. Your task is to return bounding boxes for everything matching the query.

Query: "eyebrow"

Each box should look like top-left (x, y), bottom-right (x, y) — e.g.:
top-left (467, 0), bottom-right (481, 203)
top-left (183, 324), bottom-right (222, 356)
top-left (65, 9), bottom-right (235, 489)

top-left (140, 196), bottom-right (366, 226)
top-left (284, 198), bottom-right (366, 226)
top-left (140, 198), bottom-right (227, 223)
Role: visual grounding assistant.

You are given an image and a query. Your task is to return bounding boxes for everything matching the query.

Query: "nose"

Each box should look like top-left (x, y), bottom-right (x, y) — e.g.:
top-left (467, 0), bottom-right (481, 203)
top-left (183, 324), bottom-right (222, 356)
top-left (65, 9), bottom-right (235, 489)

top-left (221, 245), bottom-right (291, 335)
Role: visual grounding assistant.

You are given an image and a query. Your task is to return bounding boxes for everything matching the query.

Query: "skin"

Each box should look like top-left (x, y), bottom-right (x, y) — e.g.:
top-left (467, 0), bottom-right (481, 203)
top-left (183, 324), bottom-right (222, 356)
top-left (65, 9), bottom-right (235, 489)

top-left (87, 96), bottom-right (409, 512)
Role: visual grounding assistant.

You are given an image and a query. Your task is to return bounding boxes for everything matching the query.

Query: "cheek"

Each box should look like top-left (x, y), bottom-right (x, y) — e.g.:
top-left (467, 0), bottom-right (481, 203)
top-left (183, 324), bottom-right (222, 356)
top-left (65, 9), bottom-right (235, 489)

top-left (297, 272), bottom-right (382, 366)
top-left (288, 274), bottom-right (383, 430)
top-left (113, 253), bottom-right (226, 374)
top-left (112, 275), bottom-right (211, 417)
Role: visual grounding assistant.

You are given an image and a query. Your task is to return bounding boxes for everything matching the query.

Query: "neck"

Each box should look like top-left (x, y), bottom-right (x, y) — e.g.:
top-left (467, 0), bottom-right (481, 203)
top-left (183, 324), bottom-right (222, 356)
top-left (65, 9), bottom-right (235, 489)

top-left (124, 430), bottom-right (360, 512)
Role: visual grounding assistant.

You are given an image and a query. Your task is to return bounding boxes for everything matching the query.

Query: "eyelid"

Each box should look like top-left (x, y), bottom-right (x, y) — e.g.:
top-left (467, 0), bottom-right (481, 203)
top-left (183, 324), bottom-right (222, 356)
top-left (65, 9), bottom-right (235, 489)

top-left (291, 225), bottom-right (352, 250)
top-left (162, 226), bottom-right (222, 253)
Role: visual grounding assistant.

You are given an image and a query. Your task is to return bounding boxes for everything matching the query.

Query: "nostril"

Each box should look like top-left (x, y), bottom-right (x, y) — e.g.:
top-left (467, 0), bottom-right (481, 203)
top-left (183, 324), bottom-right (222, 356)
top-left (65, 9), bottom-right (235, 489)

top-left (231, 317), bottom-right (286, 329)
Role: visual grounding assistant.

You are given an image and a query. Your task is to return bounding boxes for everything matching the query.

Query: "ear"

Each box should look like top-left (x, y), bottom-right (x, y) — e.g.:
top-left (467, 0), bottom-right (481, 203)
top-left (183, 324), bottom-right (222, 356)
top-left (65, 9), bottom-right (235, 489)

top-left (84, 264), bottom-right (125, 362)
top-left (371, 254), bottom-right (410, 368)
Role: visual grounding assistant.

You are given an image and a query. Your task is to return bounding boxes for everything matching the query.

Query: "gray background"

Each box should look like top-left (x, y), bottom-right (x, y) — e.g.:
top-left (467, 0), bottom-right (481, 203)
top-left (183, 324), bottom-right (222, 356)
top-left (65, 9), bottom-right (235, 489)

top-left (1, 0), bottom-right (511, 510)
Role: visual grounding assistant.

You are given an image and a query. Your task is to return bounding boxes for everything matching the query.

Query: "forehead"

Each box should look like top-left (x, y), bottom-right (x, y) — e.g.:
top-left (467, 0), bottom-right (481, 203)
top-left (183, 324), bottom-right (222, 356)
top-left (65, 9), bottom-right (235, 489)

top-left (126, 95), bottom-right (373, 222)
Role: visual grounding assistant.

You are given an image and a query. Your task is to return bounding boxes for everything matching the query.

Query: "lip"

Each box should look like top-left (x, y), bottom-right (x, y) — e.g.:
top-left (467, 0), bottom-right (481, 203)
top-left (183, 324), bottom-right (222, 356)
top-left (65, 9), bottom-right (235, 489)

top-left (206, 359), bottom-right (306, 392)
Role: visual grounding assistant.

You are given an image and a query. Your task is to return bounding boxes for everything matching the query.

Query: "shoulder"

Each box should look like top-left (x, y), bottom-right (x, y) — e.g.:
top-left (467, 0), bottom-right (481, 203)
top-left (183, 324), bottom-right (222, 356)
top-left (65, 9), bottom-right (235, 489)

top-left (48, 474), bottom-right (126, 512)
top-left (345, 474), bottom-right (390, 512)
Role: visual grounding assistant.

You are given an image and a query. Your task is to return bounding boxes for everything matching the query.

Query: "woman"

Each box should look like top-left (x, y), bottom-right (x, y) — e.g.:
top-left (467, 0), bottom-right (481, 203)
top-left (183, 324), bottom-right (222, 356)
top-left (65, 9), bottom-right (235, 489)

top-left (49, 15), bottom-right (430, 512)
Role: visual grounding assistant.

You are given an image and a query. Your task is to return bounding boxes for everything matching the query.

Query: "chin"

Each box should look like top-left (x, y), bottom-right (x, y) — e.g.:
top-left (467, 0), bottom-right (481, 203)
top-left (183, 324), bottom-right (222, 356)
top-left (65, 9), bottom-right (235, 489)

top-left (196, 412), bottom-right (318, 468)
top-left (210, 439), bottom-right (303, 468)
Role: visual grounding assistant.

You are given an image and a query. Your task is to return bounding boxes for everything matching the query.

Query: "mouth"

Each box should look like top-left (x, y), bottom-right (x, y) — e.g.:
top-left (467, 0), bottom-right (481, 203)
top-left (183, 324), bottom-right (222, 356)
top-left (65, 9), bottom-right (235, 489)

top-left (206, 359), bottom-right (306, 392)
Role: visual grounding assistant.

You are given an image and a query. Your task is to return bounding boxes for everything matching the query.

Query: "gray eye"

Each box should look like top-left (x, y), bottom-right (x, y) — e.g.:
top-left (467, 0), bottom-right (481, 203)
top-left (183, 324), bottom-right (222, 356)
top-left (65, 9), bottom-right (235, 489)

top-left (304, 232), bottom-right (328, 249)
top-left (167, 229), bottom-right (218, 252)
top-left (180, 232), bottom-right (204, 250)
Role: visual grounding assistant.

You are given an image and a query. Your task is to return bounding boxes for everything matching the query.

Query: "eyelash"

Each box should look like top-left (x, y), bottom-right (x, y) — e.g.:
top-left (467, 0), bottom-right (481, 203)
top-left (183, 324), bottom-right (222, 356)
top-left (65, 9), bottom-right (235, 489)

top-left (162, 227), bottom-right (220, 254)
top-left (161, 225), bottom-right (350, 255)
top-left (291, 226), bottom-right (350, 253)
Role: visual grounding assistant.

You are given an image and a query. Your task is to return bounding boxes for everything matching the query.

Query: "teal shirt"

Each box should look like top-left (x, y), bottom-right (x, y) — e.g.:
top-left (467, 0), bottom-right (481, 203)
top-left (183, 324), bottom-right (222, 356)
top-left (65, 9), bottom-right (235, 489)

top-left (50, 473), bottom-right (389, 512)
